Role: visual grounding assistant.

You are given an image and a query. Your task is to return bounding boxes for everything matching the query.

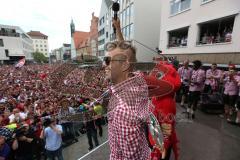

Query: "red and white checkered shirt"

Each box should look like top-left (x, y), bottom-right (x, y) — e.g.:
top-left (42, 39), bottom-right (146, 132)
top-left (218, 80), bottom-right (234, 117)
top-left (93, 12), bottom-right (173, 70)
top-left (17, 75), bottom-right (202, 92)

top-left (108, 74), bottom-right (151, 160)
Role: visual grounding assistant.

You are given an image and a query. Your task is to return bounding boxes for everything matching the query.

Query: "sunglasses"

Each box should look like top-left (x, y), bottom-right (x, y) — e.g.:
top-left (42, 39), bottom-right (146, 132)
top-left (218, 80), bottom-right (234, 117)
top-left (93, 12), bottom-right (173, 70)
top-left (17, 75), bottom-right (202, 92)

top-left (105, 41), bottom-right (132, 52)
top-left (103, 56), bottom-right (127, 66)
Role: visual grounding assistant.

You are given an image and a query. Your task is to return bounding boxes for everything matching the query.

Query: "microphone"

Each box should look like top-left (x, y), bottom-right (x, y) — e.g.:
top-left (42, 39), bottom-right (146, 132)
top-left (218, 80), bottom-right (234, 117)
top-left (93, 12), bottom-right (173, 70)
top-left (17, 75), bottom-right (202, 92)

top-left (89, 89), bottom-right (111, 107)
top-left (112, 1), bottom-right (120, 34)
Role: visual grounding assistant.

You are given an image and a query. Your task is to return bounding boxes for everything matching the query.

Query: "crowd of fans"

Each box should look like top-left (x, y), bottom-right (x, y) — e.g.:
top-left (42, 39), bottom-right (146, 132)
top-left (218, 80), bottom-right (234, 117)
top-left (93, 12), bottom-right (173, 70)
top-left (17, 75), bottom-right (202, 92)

top-left (0, 64), bottom-right (108, 160)
top-left (0, 59), bottom-right (239, 159)
top-left (200, 27), bottom-right (233, 44)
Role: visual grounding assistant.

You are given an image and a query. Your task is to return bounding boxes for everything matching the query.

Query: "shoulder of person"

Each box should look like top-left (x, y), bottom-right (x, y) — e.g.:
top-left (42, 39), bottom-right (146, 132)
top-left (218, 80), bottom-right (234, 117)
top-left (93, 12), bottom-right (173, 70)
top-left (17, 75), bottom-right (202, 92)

top-left (44, 126), bottom-right (51, 131)
top-left (200, 69), bottom-right (206, 74)
top-left (56, 124), bottom-right (63, 129)
top-left (178, 67), bottom-right (183, 71)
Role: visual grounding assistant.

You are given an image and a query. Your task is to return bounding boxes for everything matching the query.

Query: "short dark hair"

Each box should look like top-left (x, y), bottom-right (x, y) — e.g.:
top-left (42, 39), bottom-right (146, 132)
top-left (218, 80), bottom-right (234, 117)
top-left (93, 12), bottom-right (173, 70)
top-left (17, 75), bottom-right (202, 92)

top-left (193, 60), bottom-right (202, 68)
top-left (212, 63), bottom-right (217, 66)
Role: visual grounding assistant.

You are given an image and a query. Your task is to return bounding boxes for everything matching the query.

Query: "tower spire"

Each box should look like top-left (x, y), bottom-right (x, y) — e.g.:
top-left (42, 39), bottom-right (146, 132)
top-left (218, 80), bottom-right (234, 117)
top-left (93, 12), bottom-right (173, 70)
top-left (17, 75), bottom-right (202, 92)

top-left (70, 18), bottom-right (75, 37)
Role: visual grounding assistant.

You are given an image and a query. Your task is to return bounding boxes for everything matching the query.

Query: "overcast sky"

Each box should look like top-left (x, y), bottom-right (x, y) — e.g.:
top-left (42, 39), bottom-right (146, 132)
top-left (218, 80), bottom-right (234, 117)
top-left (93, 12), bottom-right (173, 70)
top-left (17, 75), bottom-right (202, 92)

top-left (0, 0), bottom-right (102, 51)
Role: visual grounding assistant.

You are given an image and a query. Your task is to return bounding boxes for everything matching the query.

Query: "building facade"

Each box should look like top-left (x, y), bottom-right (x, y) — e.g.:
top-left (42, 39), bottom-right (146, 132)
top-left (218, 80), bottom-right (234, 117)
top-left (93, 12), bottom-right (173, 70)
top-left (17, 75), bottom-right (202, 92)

top-left (0, 24), bottom-right (33, 64)
top-left (89, 13), bottom-right (99, 57)
top-left (70, 13), bottom-right (99, 60)
top-left (159, 0), bottom-right (240, 65)
top-left (98, 0), bottom-right (112, 57)
top-left (51, 44), bottom-right (71, 62)
top-left (98, 0), bottom-right (162, 62)
top-left (62, 43), bottom-right (71, 60)
top-left (27, 31), bottom-right (49, 57)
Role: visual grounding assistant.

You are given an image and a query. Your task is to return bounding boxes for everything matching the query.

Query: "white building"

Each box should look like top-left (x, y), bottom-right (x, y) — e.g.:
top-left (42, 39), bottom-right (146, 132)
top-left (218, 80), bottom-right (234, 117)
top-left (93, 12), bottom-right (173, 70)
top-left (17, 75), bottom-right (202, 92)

top-left (27, 31), bottom-right (49, 57)
top-left (98, 0), bottom-right (112, 57)
top-left (159, 0), bottom-right (240, 65)
top-left (50, 44), bottom-right (71, 62)
top-left (98, 0), bottom-right (161, 62)
top-left (0, 24), bottom-right (33, 64)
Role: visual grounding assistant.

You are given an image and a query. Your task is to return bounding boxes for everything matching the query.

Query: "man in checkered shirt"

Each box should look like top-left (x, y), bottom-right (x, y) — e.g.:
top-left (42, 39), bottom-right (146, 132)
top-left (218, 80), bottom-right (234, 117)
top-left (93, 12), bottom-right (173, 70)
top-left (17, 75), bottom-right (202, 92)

top-left (103, 18), bottom-right (151, 160)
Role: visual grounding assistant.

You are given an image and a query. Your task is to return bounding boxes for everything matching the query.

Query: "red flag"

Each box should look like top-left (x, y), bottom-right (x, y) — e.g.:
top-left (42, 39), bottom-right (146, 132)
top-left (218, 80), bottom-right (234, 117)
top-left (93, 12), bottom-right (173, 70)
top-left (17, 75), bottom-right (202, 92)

top-left (15, 58), bottom-right (25, 68)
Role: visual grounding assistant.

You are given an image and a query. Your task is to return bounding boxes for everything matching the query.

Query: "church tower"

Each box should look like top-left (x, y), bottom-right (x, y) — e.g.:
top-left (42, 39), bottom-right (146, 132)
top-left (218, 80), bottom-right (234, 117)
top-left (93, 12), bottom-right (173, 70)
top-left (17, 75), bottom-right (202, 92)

top-left (70, 19), bottom-right (75, 37)
top-left (70, 19), bottom-right (76, 59)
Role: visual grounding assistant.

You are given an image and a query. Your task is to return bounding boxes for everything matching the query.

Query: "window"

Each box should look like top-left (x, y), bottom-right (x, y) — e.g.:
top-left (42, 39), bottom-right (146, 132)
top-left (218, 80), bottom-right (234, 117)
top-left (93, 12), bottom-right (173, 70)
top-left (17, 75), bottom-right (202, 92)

top-left (41, 49), bottom-right (43, 51)
top-left (106, 13), bottom-right (108, 20)
top-left (40, 45), bottom-right (42, 47)
top-left (44, 45), bottom-right (47, 47)
top-left (197, 15), bottom-right (235, 45)
top-left (99, 17), bottom-right (105, 26)
top-left (98, 28), bottom-right (105, 36)
top-left (129, 23), bottom-right (134, 39)
top-left (170, 0), bottom-right (191, 15)
top-left (106, 32), bottom-right (108, 38)
top-left (122, 10), bottom-right (126, 26)
top-left (98, 39), bottom-right (105, 46)
top-left (168, 27), bottom-right (189, 48)
top-left (0, 28), bottom-right (20, 37)
top-left (36, 44), bottom-right (38, 47)
top-left (126, 7), bottom-right (130, 17)
top-left (130, 3), bottom-right (134, 19)
top-left (0, 39), bottom-right (4, 47)
top-left (45, 49), bottom-right (47, 51)
top-left (5, 49), bottom-right (9, 57)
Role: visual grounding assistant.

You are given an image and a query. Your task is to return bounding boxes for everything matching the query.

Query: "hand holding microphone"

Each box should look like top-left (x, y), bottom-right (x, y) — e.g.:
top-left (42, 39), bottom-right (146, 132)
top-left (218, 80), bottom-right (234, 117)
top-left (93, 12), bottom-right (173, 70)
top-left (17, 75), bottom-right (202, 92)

top-left (112, 1), bottom-right (120, 34)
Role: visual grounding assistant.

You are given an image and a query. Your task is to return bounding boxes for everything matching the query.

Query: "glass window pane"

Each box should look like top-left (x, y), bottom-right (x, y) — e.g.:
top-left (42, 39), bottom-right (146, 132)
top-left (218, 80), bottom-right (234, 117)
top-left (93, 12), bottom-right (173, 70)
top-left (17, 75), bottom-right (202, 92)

top-left (181, 0), bottom-right (191, 11)
top-left (122, 10), bottom-right (126, 27)
top-left (126, 7), bottom-right (130, 17)
top-left (130, 23), bottom-right (134, 39)
top-left (130, 4), bottom-right (134, 17)
top-left (170, 1), bottom-right (180, 15)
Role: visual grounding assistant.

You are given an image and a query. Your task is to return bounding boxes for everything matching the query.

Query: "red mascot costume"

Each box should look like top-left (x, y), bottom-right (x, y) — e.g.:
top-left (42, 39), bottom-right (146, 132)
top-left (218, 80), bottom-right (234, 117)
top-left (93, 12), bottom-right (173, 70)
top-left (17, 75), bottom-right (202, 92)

top-left (149, 61), bottom-right (181, 160)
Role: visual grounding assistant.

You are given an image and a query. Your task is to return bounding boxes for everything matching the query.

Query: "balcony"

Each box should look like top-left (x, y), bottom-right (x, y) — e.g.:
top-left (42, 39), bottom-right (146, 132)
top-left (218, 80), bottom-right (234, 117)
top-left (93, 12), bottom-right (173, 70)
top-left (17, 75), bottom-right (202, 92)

top-left (197, 15), bottom-right (235, 46)
top-left (168, 26), bottom-right (189, 48)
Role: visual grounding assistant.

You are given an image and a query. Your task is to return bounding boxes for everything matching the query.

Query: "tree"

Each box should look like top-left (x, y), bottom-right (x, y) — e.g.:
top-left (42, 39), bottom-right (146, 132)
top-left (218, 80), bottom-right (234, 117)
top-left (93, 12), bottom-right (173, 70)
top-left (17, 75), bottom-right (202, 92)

top-left (32, 52), bottom-right (48, 63)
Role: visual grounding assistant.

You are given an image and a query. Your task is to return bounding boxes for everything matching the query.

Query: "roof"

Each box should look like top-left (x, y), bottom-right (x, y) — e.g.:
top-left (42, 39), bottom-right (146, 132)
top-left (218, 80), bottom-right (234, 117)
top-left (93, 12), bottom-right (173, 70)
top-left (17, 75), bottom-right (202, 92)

top-left (27, 31), bottom-right (48, 38)
top-left (73, 31), bottom-right (89, 49)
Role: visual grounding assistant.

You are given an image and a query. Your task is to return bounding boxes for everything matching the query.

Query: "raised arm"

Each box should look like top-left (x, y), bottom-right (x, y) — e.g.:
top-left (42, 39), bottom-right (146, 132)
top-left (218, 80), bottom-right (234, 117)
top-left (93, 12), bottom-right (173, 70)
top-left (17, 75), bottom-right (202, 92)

top-left (112, 18), bottom-right (124, 41)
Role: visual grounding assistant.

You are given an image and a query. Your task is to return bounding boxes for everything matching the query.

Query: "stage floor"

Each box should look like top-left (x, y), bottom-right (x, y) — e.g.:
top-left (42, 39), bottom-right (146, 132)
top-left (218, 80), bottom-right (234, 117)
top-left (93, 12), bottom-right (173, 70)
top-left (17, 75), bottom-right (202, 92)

top-left (63, 104), bottom-right (240, 160)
